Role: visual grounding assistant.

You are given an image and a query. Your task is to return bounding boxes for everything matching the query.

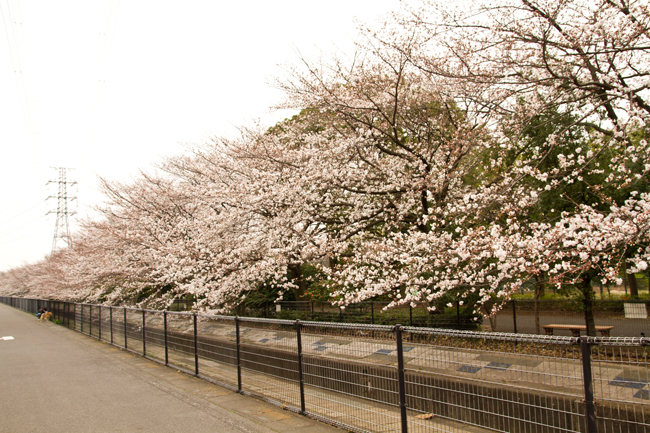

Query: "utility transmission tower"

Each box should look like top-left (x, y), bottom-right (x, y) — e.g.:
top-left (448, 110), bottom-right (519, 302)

top-left (48, 167), bottom-right (77, 252)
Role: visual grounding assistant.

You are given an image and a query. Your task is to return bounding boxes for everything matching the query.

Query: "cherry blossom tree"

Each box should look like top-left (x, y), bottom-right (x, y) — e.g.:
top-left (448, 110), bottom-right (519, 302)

top-left (3, 0), bottom-right (650, 336)
top-left (269, 0), bottom-right (650, 334)
top-left (384, 0), bottom-right (650, 330)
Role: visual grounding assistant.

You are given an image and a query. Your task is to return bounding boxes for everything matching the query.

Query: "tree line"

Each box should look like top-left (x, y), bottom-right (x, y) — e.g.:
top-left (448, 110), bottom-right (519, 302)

top-left (2, 0), bottom-right (650, 332)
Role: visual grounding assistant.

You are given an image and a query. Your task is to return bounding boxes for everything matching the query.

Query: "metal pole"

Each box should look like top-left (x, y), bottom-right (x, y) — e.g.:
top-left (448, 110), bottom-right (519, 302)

top-left (581, 339), bottom-right (598, 433)
top-left (164, 311), bottom-right (168, 366)
top-left (456, 301), bottom-right (461, 329)
top-left (81, 304), bottom-right (84, 334)
top-left (124, 308), bottom-right (128, 349)
top-left (99, 306), bottom-right (102, 341)
top-left (395, 325), bottom-right (408, 433)
top-left (409, 305), bottom-right (413, 327)
top-left (142, 310), bottom-right (146, 356)
top-left (110, 307), bottom-right (114, 344)
top-left (89, 305), bottom-right (93, 337)
top-left (512, 300), bottom-right (518, 334)
top-left (193, 313), bottom-right (199, 376)
top-left (584, 297), bottom-right (594, 336)
top-left (371, 301), bottom-right (375, 325)
top-left (296, 320), bottom-right (306, 414)
top-left (235, 317), bottom-right (242, 392)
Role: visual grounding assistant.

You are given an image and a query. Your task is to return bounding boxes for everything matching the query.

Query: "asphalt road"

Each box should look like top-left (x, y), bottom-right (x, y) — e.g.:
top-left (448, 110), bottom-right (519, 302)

top-left (0, 303), bottom-right (341, 433)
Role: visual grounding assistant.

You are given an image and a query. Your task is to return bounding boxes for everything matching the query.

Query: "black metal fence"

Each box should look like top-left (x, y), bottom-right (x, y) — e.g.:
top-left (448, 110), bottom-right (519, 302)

top-left (495, 299), bottom-right (650, 337)
top-left (241, 299), bottom-right (650, 337)
top-left (3, 296), bottom-right (650, 433)
top-left (243, 300), bottom-right (479, 330)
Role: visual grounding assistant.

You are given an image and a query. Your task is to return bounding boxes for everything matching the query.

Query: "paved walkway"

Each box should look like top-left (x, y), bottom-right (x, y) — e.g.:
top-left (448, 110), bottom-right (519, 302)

top-left (0, 304), bottom-right (341, 433)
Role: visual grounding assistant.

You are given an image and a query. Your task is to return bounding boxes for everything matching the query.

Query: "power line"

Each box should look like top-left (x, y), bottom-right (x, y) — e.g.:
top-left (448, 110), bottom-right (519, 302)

top-left (0, 0), bottom-right (39, 167)
top-left (0, 213), bottom-right (47, 239)
top-left (85, 0), bottom-right (121, 168)
top-left (0, 223), bottom-right (49, 247)
top-left (12, 0), bottom-right (39, 148)
top-left (0, 199), bottom-right (47, 224)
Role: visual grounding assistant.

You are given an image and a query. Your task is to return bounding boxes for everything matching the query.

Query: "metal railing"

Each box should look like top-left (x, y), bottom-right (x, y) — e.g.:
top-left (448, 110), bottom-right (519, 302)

top-left (238, 300), bottom-right (481, 330)
top-left (2, 296), bottom-right (650, 433)
top-left (235, 298), bottom-right (650, 337)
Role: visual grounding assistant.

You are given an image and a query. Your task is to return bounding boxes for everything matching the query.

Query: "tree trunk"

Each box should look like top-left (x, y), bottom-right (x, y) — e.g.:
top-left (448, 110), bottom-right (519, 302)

top-left (582, 274), bottom-right (597, 337)
top-left (628, 272), bottom-right (639, 299)
top-left (289, 264), bottom-right (307, 301)
top-left (534, 274), bottom-right (544, 335)
top-left (481, 304), bottom-right (498, 331)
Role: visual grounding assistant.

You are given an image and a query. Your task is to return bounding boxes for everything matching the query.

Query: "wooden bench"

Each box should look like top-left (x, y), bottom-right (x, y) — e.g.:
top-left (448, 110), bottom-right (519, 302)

top-left (542, 324), bottom-right (614, 337)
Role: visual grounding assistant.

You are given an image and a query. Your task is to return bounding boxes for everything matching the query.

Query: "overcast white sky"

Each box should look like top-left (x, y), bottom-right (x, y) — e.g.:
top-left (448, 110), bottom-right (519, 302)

top-left (0, 0), bottom-right (403, 271)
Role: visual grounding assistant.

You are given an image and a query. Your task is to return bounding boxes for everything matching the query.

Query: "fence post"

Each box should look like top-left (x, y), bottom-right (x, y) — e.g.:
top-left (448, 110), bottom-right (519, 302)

top-left (142, 310), bottom-right (146, 356)
top-left (581, 339), bottom-right (598, 433)
top-left (456, 301), bottom-right (461, 329)
top-left (371, 302), bottom-right (375, 325)
top-left (98, 306), bottom-right (102, 341)
top-left (394, 325), bottom-right (408, 433)
top-left (81, 304), bottom-right (84, 334)
top-left (235, 317), bottom-right (242, 392)
top-left (512, 300), bottom-right (518, 334)
top-left (409, 305), bottom-right (413, 327)
top-left (124, 308), bottom-right (128, 350)
top-left (296, 320), bottom-right (306, 414)
top-left (89, 305), bottom-right (93, 337)
top-left (193, 313), bottom-right (199, 376)
top-left (164, 311), bottom-right (168, 366)
top-left (110, 307), bottom-right (114, 344)
top-left (584, 297), bottom-right (596, 336)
